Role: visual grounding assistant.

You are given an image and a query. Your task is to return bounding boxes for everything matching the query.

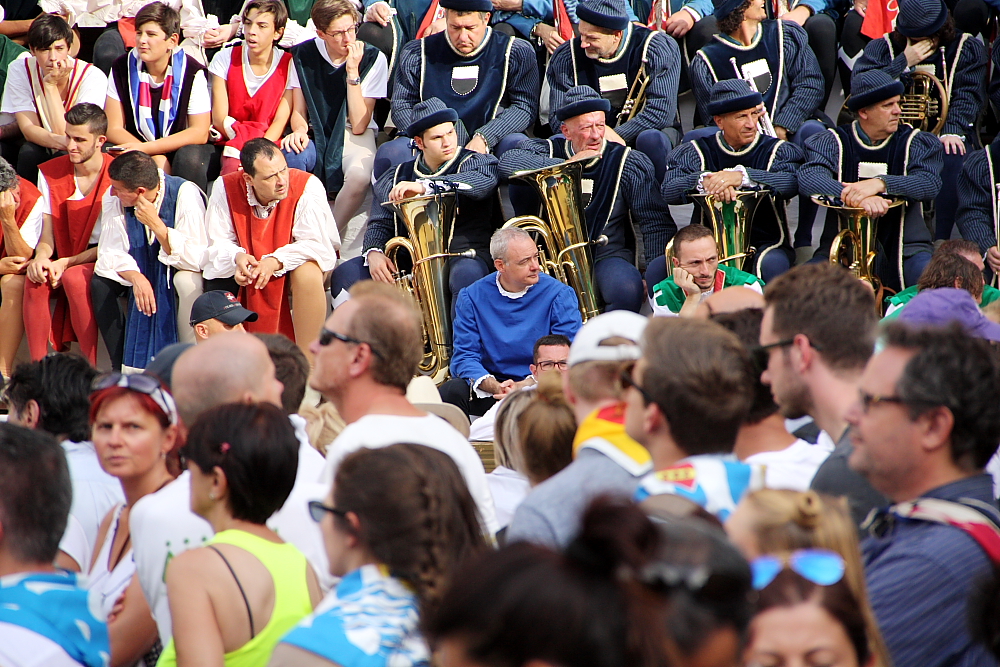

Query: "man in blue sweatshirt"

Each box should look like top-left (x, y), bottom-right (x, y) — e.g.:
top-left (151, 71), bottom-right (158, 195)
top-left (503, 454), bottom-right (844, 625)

top-left (439, 226), bottom-right (582, 416)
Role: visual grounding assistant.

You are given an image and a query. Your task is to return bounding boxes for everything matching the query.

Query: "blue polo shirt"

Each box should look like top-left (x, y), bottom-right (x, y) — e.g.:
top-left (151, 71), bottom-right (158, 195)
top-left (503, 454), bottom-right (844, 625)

top-left (863, 474), bottom-right (1000, 667)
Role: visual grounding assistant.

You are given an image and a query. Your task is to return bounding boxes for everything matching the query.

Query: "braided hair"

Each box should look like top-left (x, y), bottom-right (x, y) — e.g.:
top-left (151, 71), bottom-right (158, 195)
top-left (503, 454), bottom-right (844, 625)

top-left (333, 444), bottom-right (488, 613)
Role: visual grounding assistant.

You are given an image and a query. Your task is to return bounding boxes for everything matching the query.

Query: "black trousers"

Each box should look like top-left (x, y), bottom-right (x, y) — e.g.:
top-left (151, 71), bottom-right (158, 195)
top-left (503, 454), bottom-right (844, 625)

top-left (439, 377), bottom-right (502, 418)
top-left (91, 274), bottom-right (129, 372)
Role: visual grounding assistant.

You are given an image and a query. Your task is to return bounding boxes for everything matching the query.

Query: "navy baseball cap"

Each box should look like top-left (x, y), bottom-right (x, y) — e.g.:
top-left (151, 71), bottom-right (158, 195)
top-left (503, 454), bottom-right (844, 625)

top-left (189, 290), bottom-right (259, 327)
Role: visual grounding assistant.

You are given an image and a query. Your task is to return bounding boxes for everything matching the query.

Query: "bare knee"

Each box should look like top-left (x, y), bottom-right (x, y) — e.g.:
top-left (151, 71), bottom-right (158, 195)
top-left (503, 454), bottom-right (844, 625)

top-left (290, 261), bottom-right (324, 287)
top-left (1, 274), bottom-right (26, 300)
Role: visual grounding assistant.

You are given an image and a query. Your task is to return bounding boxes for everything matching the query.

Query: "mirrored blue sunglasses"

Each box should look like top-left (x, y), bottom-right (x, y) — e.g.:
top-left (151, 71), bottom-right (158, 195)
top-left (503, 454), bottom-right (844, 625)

top-left (750, 548), bottom-right (845, 591)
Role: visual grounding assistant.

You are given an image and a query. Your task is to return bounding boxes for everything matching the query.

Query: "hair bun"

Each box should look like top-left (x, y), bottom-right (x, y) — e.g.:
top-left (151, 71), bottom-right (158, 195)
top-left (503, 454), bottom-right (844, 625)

top-left (795, 491), bottom-right (822, 530)
top-left (534, 370), bottom-right (566, 405)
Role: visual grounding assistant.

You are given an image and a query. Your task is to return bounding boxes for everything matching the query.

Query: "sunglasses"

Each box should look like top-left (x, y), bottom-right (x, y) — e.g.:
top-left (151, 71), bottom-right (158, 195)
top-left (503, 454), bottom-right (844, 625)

top-left (751, 549), bottom-right (845, 591)
top-left (92, 372), bottom-right (179, 425)
top-left (318, 328), bottom-right (384, 360)
top-left (308, 500), bottom-right (348, 523)
top-left (620, 363), bottom-right (658, 408)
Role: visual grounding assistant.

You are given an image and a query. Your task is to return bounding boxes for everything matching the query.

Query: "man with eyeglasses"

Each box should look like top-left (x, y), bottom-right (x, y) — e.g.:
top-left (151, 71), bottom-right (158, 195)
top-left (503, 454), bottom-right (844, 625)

top-left (759, 262), bottom-right (887, 530)
top-left (651, 223), bottom-right (763, 318)
top-left (844, 322), bottom-right (1000, 667)
top-left (439, 226), bottom-right (582, 418)
top-left (205, 137), bottom-right (340, 364)
top-left (507, 312), bottom-right (654, 549)
top-left (311, 281), bottom-right (499, 536)
top-left (290, 0), bottom-right (387, 229)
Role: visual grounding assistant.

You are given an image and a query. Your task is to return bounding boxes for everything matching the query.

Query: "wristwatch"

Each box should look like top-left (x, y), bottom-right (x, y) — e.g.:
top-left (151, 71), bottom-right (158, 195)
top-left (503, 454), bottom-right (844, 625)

top-left (347, 76), bottom-right (362, 85)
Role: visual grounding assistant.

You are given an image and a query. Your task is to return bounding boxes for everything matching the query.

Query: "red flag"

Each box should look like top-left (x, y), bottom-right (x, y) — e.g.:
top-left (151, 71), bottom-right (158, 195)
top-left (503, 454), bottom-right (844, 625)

top-left (555, 0), bottom-right (574, 41)
top-left (861, 0), bottom-right (898, 40)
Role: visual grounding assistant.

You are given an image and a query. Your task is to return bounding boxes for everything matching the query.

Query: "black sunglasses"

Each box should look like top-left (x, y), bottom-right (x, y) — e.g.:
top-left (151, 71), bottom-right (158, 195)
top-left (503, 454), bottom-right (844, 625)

top-left (308, 500), bottom-right (348, 523)
top-left (318, 327), bottom-right (384, 360)
top-left (620, 364), bottom-right (658, 408)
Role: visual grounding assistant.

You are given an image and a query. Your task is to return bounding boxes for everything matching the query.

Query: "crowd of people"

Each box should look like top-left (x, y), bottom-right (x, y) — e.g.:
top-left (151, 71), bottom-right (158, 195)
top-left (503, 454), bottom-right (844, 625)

top-left (4, 0), bottom-right (1000, 665)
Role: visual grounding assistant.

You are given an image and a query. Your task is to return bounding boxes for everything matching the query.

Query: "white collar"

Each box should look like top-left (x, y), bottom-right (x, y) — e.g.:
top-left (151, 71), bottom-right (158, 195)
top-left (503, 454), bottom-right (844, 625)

top-left (246, 181), bottom-right (279, 217)
top-left (446, 27), bottom-right (492, 58)
top-left (496, 273), bottom-right (532, 299)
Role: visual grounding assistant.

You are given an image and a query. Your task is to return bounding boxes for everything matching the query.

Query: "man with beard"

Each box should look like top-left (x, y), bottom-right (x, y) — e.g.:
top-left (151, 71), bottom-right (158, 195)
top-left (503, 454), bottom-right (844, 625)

top-left (759, 262), bottom-right (888, 528)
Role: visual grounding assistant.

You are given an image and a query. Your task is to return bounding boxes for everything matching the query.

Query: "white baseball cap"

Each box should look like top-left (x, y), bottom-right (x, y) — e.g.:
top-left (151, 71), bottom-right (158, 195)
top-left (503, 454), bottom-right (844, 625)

top-left (568, 311), bottom-right (648, 366)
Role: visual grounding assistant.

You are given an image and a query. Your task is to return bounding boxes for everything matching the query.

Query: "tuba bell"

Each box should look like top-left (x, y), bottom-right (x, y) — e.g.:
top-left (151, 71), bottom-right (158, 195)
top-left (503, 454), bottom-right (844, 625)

top-left (812, 195), bottom-right (905, 308)
top-left (689, 191), bottom-right (767, 271)
top-left (502, 159), bottom-right (606, 321)
top-left (384, 192), bottom-right (476, 381)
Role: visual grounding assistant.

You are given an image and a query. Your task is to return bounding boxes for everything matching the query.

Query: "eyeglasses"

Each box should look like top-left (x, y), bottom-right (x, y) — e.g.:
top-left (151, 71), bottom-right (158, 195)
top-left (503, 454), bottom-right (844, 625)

top-left (620, 364), bottom-right (658, 408)
top-left (308, 500), bottom-right (348, 523)
top-left (92, 372), bottom-right (179, 425)
top-left (536, 360), bottom-right (568, 371)
top-left (323, 23), bottom-right (359, 39)
top-left (858, 391), bottom-right (940, 414)
top-left (753, 337), bottom-right (825, 357)
top-left (318, 327), bottom-right (384, 360)
top-left (750, 549), bottom-right (845, 591)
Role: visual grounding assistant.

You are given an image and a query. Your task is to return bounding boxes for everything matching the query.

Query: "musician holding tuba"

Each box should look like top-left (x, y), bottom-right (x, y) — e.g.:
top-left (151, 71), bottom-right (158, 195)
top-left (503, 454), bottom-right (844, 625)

top-left (799, 70), bottom-right (940, 293)
top-left (500, 86), bottom-right (676, 314)
top-left (852, 0), bottom-right (986, 242)
top-left (329, 98), bottom-right (502, 312)
top-left (545, 0), bottom-right (683, 183)
top-left (662, 79), bottom-right (803, 281)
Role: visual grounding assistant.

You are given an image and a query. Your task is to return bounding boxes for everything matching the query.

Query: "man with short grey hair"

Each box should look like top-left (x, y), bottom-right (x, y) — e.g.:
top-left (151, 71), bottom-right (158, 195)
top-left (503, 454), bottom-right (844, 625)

top-left (439, 227), bottom-right (582, 417)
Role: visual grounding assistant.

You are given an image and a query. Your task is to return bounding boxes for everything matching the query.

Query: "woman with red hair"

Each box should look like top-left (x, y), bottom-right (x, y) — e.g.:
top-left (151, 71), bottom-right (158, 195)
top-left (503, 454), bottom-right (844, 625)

top-left (87, 373), bottom-right (181, 667)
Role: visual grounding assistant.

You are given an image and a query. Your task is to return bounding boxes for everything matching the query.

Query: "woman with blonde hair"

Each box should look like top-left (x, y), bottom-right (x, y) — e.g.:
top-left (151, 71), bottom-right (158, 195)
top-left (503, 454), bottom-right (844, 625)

top-left (726, 489), bottom-right (891, 667)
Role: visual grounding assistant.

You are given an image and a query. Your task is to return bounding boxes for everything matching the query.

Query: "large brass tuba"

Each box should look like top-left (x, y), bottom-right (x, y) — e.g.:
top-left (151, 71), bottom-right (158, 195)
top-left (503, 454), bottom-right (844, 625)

top-left (812, 195), bottom-right (905, 307)
top-left (384, 192), bottom-right (476, 381)
top-left (502, 159), bottom-right (605, 321)
top-left (689, 191), bottom-right (767, 271)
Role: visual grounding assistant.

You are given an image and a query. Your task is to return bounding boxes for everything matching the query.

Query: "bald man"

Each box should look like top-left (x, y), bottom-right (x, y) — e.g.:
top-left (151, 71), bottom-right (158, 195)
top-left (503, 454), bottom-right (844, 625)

top-left (694, 286), bottom-right (766, 319)
top-left (131, 332), bottom-right (330, 645)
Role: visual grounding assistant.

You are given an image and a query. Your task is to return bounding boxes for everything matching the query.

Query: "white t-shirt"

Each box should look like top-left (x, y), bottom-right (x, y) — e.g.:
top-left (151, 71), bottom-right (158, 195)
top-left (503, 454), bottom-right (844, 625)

top-left (58, 514), bottom-right (91, 574)
top-left (37, 173), bottom-right (107, 246)
top-left (745, 437), bottom-right (835, 492)
top-left (321, 413), bottom-right (500, 536)
top-left (208, 44), bottom-right (299, 95)
top-left (0, 623), bottom-right (83, 667)
top-left (468, 385), bottom-right (536, 443)
top-left (0, 58), bottom-right (108, 115)
top-left (58, 440), bottom-right (124, 561)
top-left (107, 68), bottom-right (212, 117)
top-left (487, 466), bottom-right (530, 530)
top-left (297, 38), bottom-right (388, 132)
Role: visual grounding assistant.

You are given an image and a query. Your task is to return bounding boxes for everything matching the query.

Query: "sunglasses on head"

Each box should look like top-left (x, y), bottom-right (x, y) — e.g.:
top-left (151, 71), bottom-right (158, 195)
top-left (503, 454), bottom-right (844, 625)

top-left (92, 372), bottom-right (179, 425)
top-left (750, 548), bottom-right (845, 591)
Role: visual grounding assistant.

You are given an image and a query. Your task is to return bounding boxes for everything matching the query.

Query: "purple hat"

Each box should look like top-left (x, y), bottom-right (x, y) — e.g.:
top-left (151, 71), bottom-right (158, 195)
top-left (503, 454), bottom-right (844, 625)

top-left (898, 288), bottom-right (1000, 342)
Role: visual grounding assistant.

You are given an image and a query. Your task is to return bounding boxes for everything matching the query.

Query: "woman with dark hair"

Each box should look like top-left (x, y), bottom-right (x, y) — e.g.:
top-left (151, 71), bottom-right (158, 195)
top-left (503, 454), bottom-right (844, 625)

top-left (87, 373), bottom-right (181, 666)
top-left (269, 443), bottom-right (488, 667)
top-left (158, 402), bottom-right (323, 667)
top-left (744, 550), bottom-right (873, 667)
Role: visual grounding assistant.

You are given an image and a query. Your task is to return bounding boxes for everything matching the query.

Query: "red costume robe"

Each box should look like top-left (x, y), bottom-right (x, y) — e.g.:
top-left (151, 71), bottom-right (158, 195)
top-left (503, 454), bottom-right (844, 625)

top-left (3, 177), bottom-right (41, 257)
top-left (223, 45), bottom-right (292, 153)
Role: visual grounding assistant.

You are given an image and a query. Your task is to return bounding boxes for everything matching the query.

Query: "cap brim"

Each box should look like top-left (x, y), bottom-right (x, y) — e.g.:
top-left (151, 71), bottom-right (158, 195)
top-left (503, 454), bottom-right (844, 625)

top-left (215, 308), bottom-right (259, 326)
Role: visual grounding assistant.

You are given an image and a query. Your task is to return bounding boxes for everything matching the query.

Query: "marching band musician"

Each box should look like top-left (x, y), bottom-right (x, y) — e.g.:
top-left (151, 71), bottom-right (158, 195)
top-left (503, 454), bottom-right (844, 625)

top-left (545, 0), bottom-right (683, 183)
top-left (500, 85), bottom-right (676, 314)
top-left (852, 0), bottom-right (987, 242)
top-left (373, 0), bottom-right (539, 176)
top-left (661, 79), bottom-right (802, 282)
top-left (799, 69), bottom-right (940, 292)
top-left (329, 98), bottom-right (501, 315)
top-left (955, 139), bottom-right (1000, 278)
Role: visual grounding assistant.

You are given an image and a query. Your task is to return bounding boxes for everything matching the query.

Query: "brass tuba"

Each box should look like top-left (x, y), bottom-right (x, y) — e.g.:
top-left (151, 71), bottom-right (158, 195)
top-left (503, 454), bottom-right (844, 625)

top-left (812, 195), bottom-right (905, 307)
top-left (502, 159), bottom-right (606, 321)
top-left (689, 191), bottom-right (767, 271)
top-left (838, 69), bottom-right (950, 135)
top-left (384, 192), bottom-right (476, 381)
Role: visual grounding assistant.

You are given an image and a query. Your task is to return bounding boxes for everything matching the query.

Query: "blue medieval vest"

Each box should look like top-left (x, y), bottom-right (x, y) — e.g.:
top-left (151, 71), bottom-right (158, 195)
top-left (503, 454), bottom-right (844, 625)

top-left (570, 24), bottom-right (656, 127)
top-left (692, 132), bottom-right (790, 255)
top-left (419, 29), bottom-right (512, 139)
top-left (547, 138), bottom-right (633, 262)
top-left (122, 175), bottom-right (185, 370)
top-left (697, 20), bottom-right (783, 116)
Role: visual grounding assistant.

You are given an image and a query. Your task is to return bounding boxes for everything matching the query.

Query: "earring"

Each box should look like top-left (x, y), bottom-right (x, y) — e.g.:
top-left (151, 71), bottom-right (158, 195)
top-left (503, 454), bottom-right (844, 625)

top-left (209, 492), bottom-right (217, 501)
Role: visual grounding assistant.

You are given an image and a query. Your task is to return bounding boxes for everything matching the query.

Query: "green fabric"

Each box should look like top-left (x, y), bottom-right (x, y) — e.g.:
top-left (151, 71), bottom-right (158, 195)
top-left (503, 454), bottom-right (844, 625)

top-left (883, 285), bottom-right (1000, 321)
top-left (157, 530), bottom-right (313, 667)
top-left (0, 37), bottom-right (28, 98)
top-left (652, 265), bottom-right (764, 315)
top-left (285, 0), bottom-right (313, 25)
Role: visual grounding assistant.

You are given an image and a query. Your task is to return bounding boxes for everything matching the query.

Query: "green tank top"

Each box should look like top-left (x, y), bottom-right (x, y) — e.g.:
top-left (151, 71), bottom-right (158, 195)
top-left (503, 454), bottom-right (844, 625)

top-left (157, 530), bottom-right (314, 667)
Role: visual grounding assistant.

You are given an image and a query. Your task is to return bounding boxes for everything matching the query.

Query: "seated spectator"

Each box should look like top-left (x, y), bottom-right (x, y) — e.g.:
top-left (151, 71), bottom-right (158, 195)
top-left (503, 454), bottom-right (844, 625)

top-left (290, 0), bottom-right (386, 231)
top-left (713, 308), bottom-right (833, 491)
top-left (517, 370), bottom-right (575, 486)
top-left (92, 149), bottom-right (207, 371)
top-left (90, 0), bottom-right (214, 74)
top-left (885, 241), bottom-right (998, 318)
top-left (105, 3), bottom-right (214, 191)
top-left (25, 103), bottom-right (111, 367)
top-left (209, 1), bottom-right (314, 175)
top-left (0, 423), bottom-right (110, 667)
top-left (4, 353), bottom-right (121, 574)
top-left (441, 227), bottom-right (582, 417)
top-left (507, 311), bottom-right (652, 549)
top-left (651, 223), bottom-right (764, 317)
top-left (204, 137), bottom-right (339, 363)
top-left (190, 290), bottom-right (258, 342)
top-left (626, 317), bottom-right (764, 521)
top-left (0, 14), bottom-right (107, 181)
top-left (270, 443), bottom-right (489, 667)
top-left (745, 553), bottom-right (874, 667)
top-left (255, 331), bottom-right (313, 442)
top-left (0, 155), bottom-right (41, 377)
top-left (725, 489), bottom-right (892, 667)
top-left (488, 387), bottom-right (536, 531)
top-left (158, 403), bottom-right (324, 666)
top-left (896, 288), bottom-right (1000, 343)
top-left (88, 372), bottom-right (181, 665)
